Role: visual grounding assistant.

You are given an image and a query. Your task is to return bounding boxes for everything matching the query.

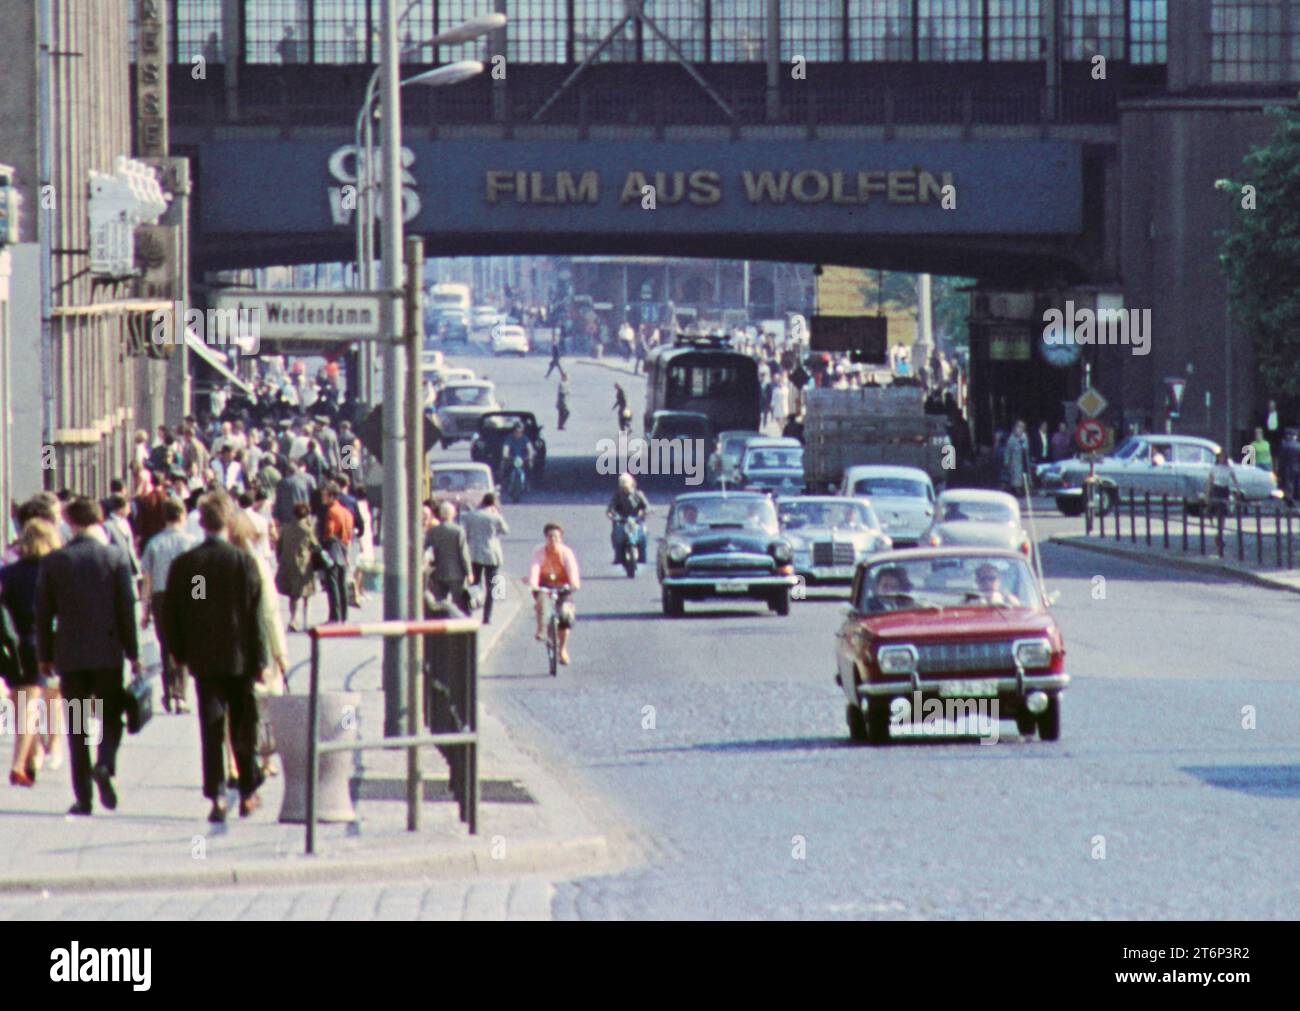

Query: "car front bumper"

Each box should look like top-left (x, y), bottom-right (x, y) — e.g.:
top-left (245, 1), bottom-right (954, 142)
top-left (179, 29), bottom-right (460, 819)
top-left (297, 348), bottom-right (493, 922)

top-left (856, 672), bottom-right (1071, 698)
top-left (662, 574), bottom-right (800, 594)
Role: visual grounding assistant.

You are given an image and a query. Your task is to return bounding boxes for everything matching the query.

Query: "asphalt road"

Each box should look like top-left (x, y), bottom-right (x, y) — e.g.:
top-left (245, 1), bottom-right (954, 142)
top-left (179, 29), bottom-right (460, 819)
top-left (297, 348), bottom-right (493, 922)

top-left (471, 348), bottom-right (1300, 920)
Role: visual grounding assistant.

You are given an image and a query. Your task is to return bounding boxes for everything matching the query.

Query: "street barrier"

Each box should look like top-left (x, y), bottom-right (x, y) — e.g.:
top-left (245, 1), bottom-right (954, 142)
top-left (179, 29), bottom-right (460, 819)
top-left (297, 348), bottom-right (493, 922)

top-left (1083, 494), bottom-right (1297, 570)
top-left (304, 618), bottom-right (480, 856)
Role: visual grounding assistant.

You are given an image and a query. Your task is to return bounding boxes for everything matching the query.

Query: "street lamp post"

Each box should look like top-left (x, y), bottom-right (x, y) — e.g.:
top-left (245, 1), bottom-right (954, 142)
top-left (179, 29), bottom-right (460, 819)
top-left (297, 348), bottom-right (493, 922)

top-left (374, 4), bottom-right (502, 738)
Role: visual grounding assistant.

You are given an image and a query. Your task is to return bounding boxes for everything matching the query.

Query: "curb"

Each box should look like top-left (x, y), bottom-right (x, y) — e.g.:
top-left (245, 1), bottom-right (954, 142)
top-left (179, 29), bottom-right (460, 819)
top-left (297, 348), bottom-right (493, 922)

top-left (1049, 535), bottom-right (1300, 595)
top-left (0, 835), bottom-right (611, 897)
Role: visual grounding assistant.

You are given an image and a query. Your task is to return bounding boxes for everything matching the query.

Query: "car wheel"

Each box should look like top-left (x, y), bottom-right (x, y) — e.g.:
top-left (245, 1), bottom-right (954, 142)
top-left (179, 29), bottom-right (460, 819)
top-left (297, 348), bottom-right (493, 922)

top-left (1056, 496), bottom-right (1085, 517)
top-left (769, 589), bottom-right (791, 616)
top-left (661, 586), bottom-right (684, 618)
top-left (846, 703), bottom-right (868, 744)
top-left (1095, 486), bottom-right (1118, 516)
top-left (1015, 712), bottom-right (1038, 739)
top-left (1037, 695), bottom-right (1062, 741)
top-left (865, 698), bottom-right (891, 745)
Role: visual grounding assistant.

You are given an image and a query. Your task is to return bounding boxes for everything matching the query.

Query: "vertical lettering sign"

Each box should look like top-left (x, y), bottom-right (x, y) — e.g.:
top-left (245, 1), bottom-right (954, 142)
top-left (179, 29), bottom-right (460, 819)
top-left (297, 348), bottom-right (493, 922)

top-left (136, 0), bottom-right (169, 157)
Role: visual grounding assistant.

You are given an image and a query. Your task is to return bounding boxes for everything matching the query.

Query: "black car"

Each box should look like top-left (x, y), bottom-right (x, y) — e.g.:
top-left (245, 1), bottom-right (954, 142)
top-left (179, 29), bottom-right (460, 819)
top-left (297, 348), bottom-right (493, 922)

top-left (656, 492), bottom-right (799, 617)
top-left (469, 411), bottom-right (547, 480)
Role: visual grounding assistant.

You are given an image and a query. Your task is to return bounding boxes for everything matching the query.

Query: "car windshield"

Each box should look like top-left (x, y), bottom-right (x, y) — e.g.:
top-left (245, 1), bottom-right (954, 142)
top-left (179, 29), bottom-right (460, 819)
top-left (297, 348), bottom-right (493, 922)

top-left (658, 420), bottom-right (709, 439)
top-left (723, 436), bottom-right (756, 457)
top-left (745, 448), bottom-right (803, 470)
top-left (857, 556), bottom-right (1042, 612)
top-left (780, 501), bottom-right (877, 530)
top-left (852, 477), bottom-right (928, 499)
top-left (939, 500), bottom-right (1016, 524)
top-left (671, 498), bottom-right (779, 535)
top-left (1112, 438), bottom-right (1143, 460)
top-left (442, 386), bottom-right (492, 407)
top-left (433, 469), bottom-right (490, 491)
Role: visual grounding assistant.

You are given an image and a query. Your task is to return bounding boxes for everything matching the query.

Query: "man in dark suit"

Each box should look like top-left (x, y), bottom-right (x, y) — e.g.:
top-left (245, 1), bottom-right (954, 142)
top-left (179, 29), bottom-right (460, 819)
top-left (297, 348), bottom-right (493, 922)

top-left (272, 456), bottom-right (316, 527)
top-left (163, 493), bottom-right (268, 822)
top-left (34, 498), bottom-right (141, 816)
top-left (424, 501), bottom-right (474, 614)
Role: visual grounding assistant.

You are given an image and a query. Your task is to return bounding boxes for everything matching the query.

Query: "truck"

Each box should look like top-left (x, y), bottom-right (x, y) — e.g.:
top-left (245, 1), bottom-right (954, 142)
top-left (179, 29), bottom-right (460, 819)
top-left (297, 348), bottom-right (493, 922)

top-left (801, 385), bottom-right (952, 492)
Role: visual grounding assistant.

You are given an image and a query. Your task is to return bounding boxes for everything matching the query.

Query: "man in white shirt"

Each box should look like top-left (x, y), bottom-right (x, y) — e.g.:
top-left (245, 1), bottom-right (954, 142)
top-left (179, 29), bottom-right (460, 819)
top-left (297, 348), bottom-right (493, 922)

top-left (212, 445), bottom-right (245, 493)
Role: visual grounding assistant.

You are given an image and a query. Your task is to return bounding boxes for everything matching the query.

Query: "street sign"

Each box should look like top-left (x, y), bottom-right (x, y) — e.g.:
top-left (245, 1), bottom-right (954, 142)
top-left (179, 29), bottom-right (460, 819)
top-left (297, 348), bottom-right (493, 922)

top-left (210, 290), bottom-right (383, 342)
top-left (1164, 377), bottom-right (1186, 419)
top-left (1075, 418), bottom-right (1106, 452)
top-left (1076, 386), bottom-right (1108, 419)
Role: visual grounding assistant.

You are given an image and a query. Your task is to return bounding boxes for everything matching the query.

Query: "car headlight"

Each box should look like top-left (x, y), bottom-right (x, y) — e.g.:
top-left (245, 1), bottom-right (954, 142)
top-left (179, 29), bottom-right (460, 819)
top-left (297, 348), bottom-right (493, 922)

top-left (771, 542), bottom-right (793, 563)
top-left (1013, 638), bottom-right (1053, 670)
top-left (667, 540), bottom-right (691, 563)
top-left (877, 645), bottom-right (919, 675)
top-left (785, 534), bottom-right (806, 550)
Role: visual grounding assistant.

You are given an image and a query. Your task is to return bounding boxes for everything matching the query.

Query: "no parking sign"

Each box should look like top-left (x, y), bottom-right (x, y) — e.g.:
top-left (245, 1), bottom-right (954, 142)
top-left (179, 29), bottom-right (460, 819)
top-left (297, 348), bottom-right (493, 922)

top-left (1075, 418), bottom-right (1106, 452)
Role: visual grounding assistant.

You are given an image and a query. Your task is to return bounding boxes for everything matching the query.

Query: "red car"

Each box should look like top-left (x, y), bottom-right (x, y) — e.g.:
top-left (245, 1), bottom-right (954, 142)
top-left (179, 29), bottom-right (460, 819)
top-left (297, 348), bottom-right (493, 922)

top-left (834, 548), bottom-right (1069, 745)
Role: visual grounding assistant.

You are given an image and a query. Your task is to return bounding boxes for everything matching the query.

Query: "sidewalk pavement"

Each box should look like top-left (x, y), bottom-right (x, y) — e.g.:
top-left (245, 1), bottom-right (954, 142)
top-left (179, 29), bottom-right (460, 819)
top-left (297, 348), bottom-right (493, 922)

top-left (0, 576), bottom-right (618, 895)
top-left (1049, 518), bottom-right (1300, 595)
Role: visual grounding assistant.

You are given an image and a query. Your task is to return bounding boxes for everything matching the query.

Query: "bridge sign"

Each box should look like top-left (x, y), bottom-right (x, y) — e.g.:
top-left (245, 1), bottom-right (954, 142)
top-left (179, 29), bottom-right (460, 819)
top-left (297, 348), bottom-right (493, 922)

top-left (210, 290), bottom-right (383, 342)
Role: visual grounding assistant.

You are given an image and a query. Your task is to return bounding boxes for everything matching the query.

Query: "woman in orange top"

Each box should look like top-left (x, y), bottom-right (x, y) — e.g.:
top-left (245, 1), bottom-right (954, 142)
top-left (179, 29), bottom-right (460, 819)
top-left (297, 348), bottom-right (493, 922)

top-left (527, 523), bottom-right (581, 664)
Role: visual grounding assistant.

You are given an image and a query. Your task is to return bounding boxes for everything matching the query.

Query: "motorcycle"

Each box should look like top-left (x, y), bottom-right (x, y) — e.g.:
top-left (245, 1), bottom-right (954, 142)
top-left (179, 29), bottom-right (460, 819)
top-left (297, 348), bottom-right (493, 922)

top-left (504, 456), bottom-right (528, 503)
top-left (613, 514), bottom-right (647, 578)
top-left (618, 407), bottom-right (633, 434)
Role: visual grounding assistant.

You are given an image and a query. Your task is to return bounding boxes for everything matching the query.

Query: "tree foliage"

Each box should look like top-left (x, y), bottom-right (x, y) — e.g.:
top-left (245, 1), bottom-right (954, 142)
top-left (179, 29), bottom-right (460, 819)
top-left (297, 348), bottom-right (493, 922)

top-left (1219, 100), bottom-right (1300, 398)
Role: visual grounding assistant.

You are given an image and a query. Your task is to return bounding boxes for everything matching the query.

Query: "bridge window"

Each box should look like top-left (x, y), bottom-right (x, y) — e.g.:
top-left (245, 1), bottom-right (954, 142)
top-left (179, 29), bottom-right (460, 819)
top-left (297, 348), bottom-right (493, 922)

top-left (510, 0), bottom-right (571, 62)
top-left (988, 0), bottom-right (1042, 61)
top-left (711, 0), bottom-right (769, 61)
top-left (313, 0), bottom-right (369, 64)
top-left (781, 0), bottom-right (846, 62)
top-left (1210, 0), bottom-right (1290, 81)
top-left (433, 0), bottom-right (498, 64)
top-left (848, 0), bottom-right (915, 61)
top-left (1062, 0), bottom-right (1126, 60)
top-left (643, 0), bottom-right (708, 63)
top-left (572, 0), bottom-right (639, 62)
top-left (176, 0), bottom-right (223, 67)
top-left (1128, 0), bottom-right (1167, 64)
top-left (917, 0), bottom-right (983, 62)
top-left (244, 0), bottom-right (311, 64)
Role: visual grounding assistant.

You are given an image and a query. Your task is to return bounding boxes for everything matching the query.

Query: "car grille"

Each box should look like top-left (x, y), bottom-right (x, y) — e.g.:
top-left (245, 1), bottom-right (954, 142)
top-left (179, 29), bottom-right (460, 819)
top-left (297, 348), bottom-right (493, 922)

top-left (915, 641), bottom-right (1015, 677)
top-left (686, 553), bottom-right (774, 572)
top-left (812, 542), bottom-right (856, 566)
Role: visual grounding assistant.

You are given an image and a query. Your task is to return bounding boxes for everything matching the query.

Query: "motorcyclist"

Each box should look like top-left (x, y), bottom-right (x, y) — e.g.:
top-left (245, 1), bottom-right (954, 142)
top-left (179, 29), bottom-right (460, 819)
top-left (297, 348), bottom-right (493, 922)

top-left (500, 421), bottom-right (533, 484)
top-left (613, 384), bottom-right (631, 432)
top-left (606, 472), bottom-right (649, 565)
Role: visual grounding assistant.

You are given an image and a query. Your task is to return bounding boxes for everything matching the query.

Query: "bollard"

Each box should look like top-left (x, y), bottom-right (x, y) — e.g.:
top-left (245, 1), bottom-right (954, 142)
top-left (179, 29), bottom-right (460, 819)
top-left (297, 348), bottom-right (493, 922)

top-left (1217, 508), bottom-right (1225, 559)
top-left (1237, 501), bottom-right (1244, 561)
top-left (1115, 493), bottom-right (1122, 543)
top-left (1181, 500), bottom-right (1188, 552)
top-left (1288, 512), bottom-right (1293, 570)
top-left (1277, 509), bottom-right (1283, 568)
top-left (1256, 505), bottom-right (1263, 565)
top-left (1129, 489), bottom-right (1137, 543)
top-left (1085, 494), bottom-right (1093, 537)
top-left (1162, 495), bottom-right (1169, 549)
top-left (1199, 506), bottom-right (1205, 555)
top-left (1144, 492), bottom-right (1151, 546)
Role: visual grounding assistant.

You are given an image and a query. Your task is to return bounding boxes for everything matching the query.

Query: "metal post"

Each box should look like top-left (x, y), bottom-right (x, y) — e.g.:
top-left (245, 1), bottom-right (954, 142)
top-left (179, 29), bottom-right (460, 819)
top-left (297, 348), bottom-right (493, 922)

top-left (1218, 508), bottom-right (1225, 559)
top-left (1162, 495), bottom-right (1168, 549)
top-left (306, 633), bottom-right (321, 855)
top-left (405, 236), bottom-right (425, 831)
top-left (1276, 508), bottom-right (1283, 568)
top-left (380, 0), bottom-right (410, 738)
top-left (765, 0), bottom-right (780, 121)
top-left (1198, 506), bottom-right (1205, 554)
top-left (1237, 501), bottom-right (1244, 560)
top-left (1255, 505), bottom-right (1263, 564)
top-left (1129, 489), bottom-right (1136, 543)
top-left (1181, 501), bottom-right (1188, 552)
top-left (1144, 492), bottom-right (1151, 546)
top-left (1114, 496), bottom-right (1121, 543)
top-left (1287, 512), bottom-right (1293, 569)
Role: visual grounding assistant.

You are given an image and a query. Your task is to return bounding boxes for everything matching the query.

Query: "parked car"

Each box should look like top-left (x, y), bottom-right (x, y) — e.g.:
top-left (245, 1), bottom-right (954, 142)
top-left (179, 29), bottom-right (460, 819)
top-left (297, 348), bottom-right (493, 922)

top-left (777, 495), bottom-right (891, 584)
top-left (656, 492), bottom-right (799, 617)
top-left (469, 410), bottom-right (547, 481)
top-left (1041, 434), bottom-right (1282, 516)
top-left (491, 324), bottom-right (531, 356)
top-left (708, 429), bottom-right (762, 485)
top-left (738, 437), bottom-right (804, 496)
top-left (432, 380), bottom-right (501, 446)
top-left (835, 548), bottom-right (1069, 745)
top-left (428, 462), bottom-right (496, 511)
top-left (840, 465), bottom-right (936, 547)
top-left (924, 489), bottom-right (1032, 559)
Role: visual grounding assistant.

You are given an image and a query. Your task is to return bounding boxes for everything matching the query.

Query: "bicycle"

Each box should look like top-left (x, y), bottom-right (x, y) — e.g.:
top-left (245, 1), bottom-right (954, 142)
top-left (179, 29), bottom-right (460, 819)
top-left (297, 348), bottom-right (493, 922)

top-left (538, 585), bottom-right (572, 677)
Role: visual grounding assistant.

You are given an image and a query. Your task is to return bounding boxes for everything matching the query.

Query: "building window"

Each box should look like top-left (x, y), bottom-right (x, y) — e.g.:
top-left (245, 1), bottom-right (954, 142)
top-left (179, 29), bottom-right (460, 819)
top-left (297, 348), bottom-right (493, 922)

top-left (510, 0), bottom-right (570, 63)
top-left (644, 0), bottom-right (707, 63)
top-left (1210, 0), bottom-right (1289, 82)
top-left (1128, 0), bottom-right (1168, 64)
top-left (433, 0), bottom-right (497, 64)
top-left (244, 0), bottom-right (311, 64)
top-left (313, 0), bottom-right (368, 64)
top-left (1062, 0), bottom-right (1126, 60)
top-left (989, 0), bottom-right (1041, 61)
top-left (781, 0), bottom-right (845, 62)
top-left (918, 0), bottom-right (983, 62)
top-left (176, 0), bottom-right (223, 66)
top-left (711, 0), bottom-right (768, 61)
top-left (572, 0), bottom-right (638, 63)
top-left (848, 0), bottom-right (915, 61)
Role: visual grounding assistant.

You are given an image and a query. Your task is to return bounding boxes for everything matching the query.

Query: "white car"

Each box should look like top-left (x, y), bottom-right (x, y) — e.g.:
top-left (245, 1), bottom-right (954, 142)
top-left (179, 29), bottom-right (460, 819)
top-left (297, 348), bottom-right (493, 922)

top-left (491, 324), bottom-right (530, 356)
top-left (839, 465), bottom-right (936, 547)
top-left (776, 495), bottom-right (892, 585)
top-left (923, 489), bottom-right (1032, 558)
top-left (434, 380), bottom-right (502, 446)
top-left (472, 306), bottom-right (501, 330)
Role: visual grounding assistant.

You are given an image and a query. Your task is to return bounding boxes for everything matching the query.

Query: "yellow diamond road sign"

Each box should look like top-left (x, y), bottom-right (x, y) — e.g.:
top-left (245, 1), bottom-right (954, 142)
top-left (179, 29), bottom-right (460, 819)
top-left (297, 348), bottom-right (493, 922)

top-left (1076, 387), bottom-right (1108, 419)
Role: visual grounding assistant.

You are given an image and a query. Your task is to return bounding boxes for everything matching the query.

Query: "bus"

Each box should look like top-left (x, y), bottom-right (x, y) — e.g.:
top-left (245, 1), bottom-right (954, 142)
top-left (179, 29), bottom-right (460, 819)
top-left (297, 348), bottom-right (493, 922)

top-left (643, 334), bottom-right (761, 438)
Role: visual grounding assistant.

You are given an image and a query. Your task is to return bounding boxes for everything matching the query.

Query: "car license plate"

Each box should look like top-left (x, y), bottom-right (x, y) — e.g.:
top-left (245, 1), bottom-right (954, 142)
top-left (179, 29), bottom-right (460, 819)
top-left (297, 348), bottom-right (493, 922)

top-left (715, 582), bottom-right (749, 593)
top-left (937, 679), bottom-right (999, 698)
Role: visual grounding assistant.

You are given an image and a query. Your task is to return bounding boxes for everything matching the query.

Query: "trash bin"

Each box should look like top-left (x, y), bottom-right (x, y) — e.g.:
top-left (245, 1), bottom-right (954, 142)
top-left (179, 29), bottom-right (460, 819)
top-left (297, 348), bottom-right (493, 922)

top-left (423, 599), bottom-right (477, 819)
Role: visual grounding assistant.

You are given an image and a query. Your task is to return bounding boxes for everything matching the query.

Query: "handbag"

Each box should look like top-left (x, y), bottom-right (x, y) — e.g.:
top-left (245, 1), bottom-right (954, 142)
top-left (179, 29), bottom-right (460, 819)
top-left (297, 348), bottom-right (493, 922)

top-left (122, 673), bottom-right (154, 735)
top-left (310, 543), bottom-right (336, 573)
